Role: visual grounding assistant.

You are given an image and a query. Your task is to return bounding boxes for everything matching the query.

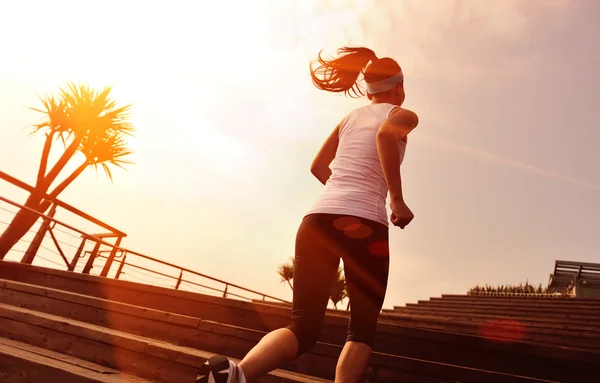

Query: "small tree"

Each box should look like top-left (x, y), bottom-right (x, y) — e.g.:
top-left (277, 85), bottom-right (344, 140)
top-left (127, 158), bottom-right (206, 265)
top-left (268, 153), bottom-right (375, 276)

top-left (329, 266), bottom-right (348, 310)
top-left (277, 257), bottom-right (349, 309)
top-left (277, 257), bottom-right (294, 290)
top-left (467, 280), bottom-right (564, 296)
top-left (0, 82), bottom-right (135, 259)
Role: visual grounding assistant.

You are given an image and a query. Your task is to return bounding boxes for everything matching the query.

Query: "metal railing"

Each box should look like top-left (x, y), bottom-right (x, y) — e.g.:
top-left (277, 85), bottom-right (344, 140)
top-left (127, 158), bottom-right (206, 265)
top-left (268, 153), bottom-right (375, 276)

top-left (0, 171), bottom-right (288, 303)
top-left (466, 291), bottom-right (574, 297)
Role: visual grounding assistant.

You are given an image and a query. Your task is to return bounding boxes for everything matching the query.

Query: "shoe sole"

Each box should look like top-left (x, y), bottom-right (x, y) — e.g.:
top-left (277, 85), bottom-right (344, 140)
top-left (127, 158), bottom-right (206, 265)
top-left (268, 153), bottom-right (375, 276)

top-left (196, 355), bottom-right (232, 383)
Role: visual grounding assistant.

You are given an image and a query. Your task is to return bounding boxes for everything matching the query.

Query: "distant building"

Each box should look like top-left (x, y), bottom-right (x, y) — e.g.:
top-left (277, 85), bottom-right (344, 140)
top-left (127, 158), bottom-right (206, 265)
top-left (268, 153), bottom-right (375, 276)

top-left (548, 260), bottom-right (600, 298)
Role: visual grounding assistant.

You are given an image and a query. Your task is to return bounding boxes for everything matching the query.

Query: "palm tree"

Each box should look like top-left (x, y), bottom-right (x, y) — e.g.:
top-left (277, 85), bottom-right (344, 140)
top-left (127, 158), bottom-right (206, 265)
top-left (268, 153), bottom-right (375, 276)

top-left (329, 266), bottom-right (348, 310)
top-left (0, 82), bottom-right (135, 259)
top-left (276, 258), bottom-right (350, 309)
top-left (277, 257), bottom-right (294, 290)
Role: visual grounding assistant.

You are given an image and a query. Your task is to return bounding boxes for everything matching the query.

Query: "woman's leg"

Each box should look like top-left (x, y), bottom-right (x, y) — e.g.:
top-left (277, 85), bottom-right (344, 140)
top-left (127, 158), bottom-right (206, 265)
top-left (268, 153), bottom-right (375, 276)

top-left (335, 218), bottom-right (390, 383)
top-left (236, 328), bottom-right (299, 381)
top-left (336, 342), bottom-right (373, 382)
top-left (236, 215), bottom-right (341, 382)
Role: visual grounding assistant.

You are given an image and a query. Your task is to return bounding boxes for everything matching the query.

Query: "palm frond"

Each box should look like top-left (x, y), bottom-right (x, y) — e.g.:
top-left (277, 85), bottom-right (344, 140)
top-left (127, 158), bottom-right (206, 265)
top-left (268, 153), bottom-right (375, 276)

top-left (329, 267), bottom-right (348, 307)
top-left (79, 130), bottom-right (134, 182)
top-left (28, 94), bottom-right (69, 138)
top-left (31, 82), bottom-right (137, 183)
top-left (56, 83), bottom-right (133, 140)
top-left (277, 263), bottom-right (294, 283)
top-left (20, 80), bottom-right (136, 200)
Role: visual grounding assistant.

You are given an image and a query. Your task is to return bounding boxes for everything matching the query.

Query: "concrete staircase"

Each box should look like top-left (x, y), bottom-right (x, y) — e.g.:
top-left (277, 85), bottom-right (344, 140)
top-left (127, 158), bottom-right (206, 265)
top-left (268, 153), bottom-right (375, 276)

top-left (0, 336), bottom-right (149, 383)
top-left (0, 261), bottom-right (598, 382)
top-left (385, 294), bottom-right (600, 351)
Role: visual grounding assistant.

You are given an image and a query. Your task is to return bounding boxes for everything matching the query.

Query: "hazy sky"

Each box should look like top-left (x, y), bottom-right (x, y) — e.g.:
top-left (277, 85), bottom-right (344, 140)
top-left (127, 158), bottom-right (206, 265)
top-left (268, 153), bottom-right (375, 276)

top-left (1, 0), bottom-right (599, 308)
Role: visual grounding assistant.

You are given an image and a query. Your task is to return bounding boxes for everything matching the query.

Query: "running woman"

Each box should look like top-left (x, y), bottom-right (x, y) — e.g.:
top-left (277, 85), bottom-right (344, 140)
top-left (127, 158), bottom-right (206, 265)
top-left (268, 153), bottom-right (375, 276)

top-left (198, 46), bottom-right (419, 383)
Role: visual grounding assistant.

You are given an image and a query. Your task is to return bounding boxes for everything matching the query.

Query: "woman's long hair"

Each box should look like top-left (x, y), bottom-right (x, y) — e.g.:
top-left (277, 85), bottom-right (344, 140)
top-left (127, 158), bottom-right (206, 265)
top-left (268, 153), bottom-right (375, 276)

top-left (310, 47), bottom-right (402, 98)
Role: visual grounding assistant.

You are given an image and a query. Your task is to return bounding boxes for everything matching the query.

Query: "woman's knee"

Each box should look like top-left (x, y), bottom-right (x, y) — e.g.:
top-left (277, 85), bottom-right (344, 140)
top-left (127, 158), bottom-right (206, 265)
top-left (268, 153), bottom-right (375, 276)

top-left (286, 321), bottom-right (321, 356)
top-left (346, 323), bottom-right (377, 348)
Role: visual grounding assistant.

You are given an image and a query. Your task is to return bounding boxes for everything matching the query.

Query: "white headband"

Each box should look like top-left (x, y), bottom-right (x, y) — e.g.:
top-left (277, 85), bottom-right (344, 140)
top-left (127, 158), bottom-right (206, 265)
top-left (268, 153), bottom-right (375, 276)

top-left (365, 72), bottom-right (404, 94)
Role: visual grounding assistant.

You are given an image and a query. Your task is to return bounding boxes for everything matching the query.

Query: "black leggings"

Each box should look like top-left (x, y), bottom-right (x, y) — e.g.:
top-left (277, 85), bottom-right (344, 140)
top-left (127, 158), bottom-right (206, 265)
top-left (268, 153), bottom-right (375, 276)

top-left (286, 213), bottom-right (390, 356)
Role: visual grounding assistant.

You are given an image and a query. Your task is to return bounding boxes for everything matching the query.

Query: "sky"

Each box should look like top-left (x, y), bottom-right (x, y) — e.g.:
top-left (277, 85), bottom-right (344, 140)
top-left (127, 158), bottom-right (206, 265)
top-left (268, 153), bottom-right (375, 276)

top-left (0, 0), bottom-right (599, 309)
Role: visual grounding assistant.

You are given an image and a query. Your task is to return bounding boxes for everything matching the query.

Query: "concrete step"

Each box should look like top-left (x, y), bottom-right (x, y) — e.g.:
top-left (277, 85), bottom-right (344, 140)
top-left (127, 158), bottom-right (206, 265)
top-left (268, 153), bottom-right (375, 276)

top-left (422, 298), bottom-right (600, 312)
top-left (383, 318), bottom-right (596, 348)
top-left (0, 278), bottom-right (578, 382)
top-left (412, 301), bottom-right (600, 315)
top-left (265, 298), bottom-right (600, 315)
top-left (389, 306), bottom-right (599, 328)
top-left (394, 314), bottom-right (593, 349)
top-left (402, 303), bottom-right (600, 322)
top-left (383, 309), bottom-right (600, 335)
top-left (440, 294), bottom-right (600, 303)
top-left (260, 299), bottom-right (600, 348)
top-left (0, 303), bottom-right (332, 383)
top-left (261, 300), bottom-right (600, 350)
top-left (0, 336), bottom-right (151, 383)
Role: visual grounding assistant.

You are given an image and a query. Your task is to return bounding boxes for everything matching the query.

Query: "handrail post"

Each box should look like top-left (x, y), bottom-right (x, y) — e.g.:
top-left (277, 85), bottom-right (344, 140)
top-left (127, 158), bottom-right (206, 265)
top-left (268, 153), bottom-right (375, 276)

top-left (223, 283), bottom-right (229, 298)
top-left (175, 270), bottom-right (183, 289)
top-left (21, 203), bottom-right (57, 264)
top-left (47, 225), bottom-right (70, 267)
top-left (100, 235), bottom-right (123, 277)
top-left (69, 237), bottom-right (87, 271)
top-left (114, 252), bottom-right (127, 279)
top-left (82, 241), bottom-right (102, 274)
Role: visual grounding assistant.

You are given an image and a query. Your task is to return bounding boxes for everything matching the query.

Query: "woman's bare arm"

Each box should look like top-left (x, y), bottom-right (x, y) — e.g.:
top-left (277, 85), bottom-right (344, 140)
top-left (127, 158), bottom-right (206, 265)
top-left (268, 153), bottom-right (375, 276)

top-left (310, 122), bottom-right (342, 185)
top-left (376, 108), bottom-right (419, 201)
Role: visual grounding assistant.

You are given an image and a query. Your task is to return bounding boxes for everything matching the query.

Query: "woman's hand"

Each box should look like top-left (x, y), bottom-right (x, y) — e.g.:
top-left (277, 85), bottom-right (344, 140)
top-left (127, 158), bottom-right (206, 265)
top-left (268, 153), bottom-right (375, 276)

top-left (390, 198), bottom-right (414, 229)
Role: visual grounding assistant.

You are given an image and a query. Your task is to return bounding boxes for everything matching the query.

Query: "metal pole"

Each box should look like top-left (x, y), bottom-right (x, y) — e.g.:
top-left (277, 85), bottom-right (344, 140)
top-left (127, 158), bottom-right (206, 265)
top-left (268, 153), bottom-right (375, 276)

top-left (69, 237), bottom-right (87, 271)
top-left (175, 270), bottom-right (183, 289)
top-left (48, 226), bottom-right (70, 268)
top-left (100, 235), bottom-right (123, 277)
top-left (82, 241), bottom-right (102, 274)
top-left (114, 253), bottom-right (127, 279)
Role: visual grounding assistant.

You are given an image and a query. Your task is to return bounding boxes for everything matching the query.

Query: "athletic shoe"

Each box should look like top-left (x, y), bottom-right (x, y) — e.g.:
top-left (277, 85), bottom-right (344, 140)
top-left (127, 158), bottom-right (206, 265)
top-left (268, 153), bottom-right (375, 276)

top-left (196, 355), bottom-right (247, 383)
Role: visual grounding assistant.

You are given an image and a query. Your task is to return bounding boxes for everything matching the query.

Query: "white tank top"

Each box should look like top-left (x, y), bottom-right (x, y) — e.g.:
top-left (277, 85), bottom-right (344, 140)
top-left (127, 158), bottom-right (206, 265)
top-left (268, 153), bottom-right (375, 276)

top-left (306, 103), bottom-right (406, 227)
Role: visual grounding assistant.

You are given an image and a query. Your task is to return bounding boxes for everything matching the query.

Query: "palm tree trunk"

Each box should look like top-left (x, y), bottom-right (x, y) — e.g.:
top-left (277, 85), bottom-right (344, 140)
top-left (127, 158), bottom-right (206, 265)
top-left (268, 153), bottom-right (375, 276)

top-left (36, 132), bottom-right (55, 187)
top-left (0, 136), bottom-right (81, 257)
top-left (0, 142), bottom-right (77, 259)
top-left (0, 193), bottom-right (45, 258)
top-left (48, 162), bottom-right (88, 199)
top-left (40, 138), bottom-right (80, 188)
top-left (287, 280), bottom-right (293, 291)
top-left (32, 162), bottom-right (88, 228)
top-left (23, 144), bottom-right (88, 229)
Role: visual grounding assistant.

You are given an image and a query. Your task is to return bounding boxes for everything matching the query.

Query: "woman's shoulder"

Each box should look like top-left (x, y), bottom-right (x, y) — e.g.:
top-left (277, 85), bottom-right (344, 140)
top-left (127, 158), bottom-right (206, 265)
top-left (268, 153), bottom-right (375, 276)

top-left (388, 107), bottom-right (419, 126)
top-left (389, 106), bottom-right (417, 115)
